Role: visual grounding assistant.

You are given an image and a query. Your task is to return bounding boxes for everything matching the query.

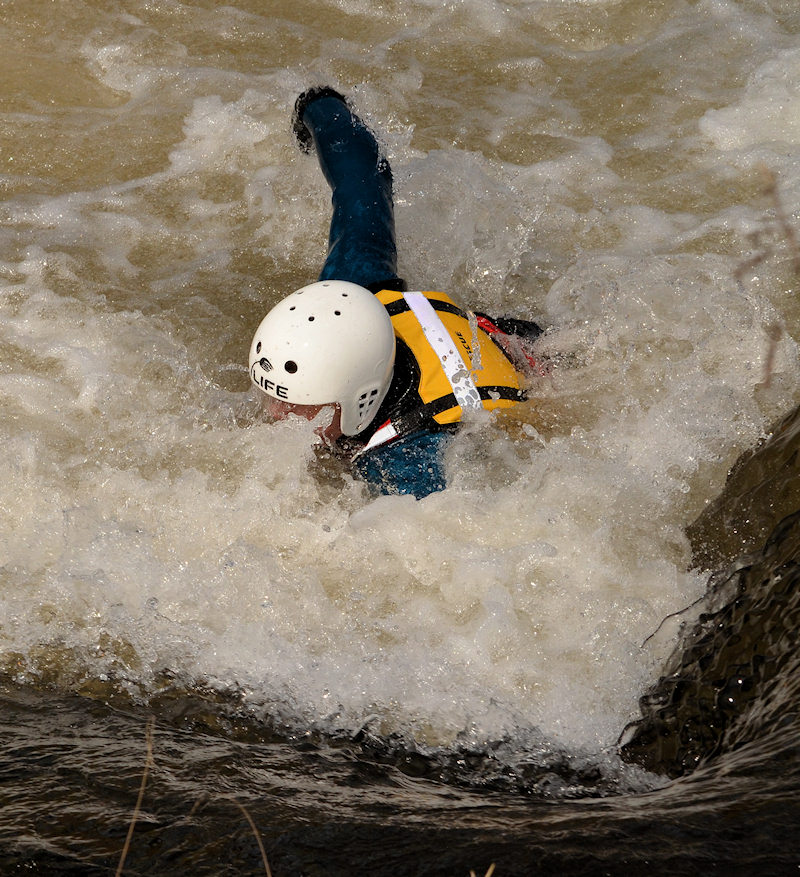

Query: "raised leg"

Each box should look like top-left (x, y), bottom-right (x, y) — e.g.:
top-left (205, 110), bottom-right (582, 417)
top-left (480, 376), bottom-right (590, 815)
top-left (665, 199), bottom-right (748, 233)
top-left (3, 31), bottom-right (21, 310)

top-left (292, 88), bottom-right (405, 293)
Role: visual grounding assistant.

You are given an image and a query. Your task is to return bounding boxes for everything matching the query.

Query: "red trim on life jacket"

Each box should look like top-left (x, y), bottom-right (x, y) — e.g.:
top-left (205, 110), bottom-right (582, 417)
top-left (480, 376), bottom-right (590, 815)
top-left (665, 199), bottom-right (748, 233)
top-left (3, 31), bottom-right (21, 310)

top-left (476, 314), bottom-right (500, 334)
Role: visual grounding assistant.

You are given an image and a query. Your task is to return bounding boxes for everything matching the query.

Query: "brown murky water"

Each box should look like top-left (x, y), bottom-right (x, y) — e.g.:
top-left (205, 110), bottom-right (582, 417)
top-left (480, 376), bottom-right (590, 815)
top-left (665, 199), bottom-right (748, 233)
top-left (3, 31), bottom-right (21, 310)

top-left (1, 0), bottom-right (800, 873)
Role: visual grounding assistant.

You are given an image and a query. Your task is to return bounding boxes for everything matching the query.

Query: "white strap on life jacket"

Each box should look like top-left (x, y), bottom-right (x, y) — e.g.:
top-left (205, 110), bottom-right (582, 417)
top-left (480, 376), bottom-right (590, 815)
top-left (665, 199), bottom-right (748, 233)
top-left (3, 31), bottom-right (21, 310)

top-left (359, 418), bottom-right (399, 454)
top-left (403, 291), bottom-right (483, 412)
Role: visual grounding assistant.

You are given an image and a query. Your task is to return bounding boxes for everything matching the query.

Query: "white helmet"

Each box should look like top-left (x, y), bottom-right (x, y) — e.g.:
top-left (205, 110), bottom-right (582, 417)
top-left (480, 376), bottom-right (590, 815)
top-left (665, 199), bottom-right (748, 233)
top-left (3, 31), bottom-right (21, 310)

top-left (249, 280), bottom-right (396, 435)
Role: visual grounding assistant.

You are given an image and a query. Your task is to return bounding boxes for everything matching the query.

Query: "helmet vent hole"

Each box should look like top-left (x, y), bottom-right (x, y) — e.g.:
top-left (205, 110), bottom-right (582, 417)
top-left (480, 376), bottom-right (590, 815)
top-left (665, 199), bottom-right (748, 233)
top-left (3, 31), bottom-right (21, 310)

top-left (284, 360), bottom-right (298, 374)
top-left (334, 310), bottom-right (341, 316)
top-left (308, 316), bottom-right (315, 322)
top-left (256, 342), bottom-right (262, 353)
top-left (357, 389), bottom-right (380, 412)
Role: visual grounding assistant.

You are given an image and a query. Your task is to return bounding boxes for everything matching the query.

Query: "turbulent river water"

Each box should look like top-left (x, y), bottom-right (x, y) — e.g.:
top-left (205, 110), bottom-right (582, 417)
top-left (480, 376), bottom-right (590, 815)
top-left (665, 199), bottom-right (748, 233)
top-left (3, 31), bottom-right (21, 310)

top-left (1, 0), bottom-right (800, 874)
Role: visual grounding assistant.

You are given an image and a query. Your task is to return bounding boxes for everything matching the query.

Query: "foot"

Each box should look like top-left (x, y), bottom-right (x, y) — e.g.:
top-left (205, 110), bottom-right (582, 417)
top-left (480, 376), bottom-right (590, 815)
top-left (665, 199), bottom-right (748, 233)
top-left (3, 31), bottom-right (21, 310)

top-left (292, 86), bottom-right (348, 153)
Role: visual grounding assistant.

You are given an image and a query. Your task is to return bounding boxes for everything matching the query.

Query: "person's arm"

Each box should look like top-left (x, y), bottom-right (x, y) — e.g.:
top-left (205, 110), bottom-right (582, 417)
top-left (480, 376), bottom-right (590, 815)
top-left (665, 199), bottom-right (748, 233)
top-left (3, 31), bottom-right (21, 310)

top-left (474, 311), bottom-right (545, 374)
top-left (292, 88), bottom-right (405, 293)
top-left (351, 430), bottom-right (450, 499)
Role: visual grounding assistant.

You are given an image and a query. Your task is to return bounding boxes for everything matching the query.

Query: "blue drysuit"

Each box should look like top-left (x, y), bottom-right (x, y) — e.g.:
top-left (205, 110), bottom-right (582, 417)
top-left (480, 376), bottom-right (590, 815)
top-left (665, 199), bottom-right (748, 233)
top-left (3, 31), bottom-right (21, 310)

top-left (294, 89), bottom-right (539, 498)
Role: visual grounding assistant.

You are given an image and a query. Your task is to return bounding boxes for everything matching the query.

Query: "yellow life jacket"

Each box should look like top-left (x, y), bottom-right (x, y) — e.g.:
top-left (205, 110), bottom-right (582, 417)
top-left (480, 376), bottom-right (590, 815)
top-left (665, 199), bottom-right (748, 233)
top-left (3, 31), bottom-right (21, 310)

top-left (375, 289), bottom-right (524, 426)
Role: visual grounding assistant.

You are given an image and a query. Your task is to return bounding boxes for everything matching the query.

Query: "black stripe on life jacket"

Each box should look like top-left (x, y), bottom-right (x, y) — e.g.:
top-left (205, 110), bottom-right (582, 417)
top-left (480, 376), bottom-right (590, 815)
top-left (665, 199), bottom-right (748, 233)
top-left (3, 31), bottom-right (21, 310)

top-left (425, 384), bottom-right (526, 415)
top-left (386, 384), bottom-right (526, 439)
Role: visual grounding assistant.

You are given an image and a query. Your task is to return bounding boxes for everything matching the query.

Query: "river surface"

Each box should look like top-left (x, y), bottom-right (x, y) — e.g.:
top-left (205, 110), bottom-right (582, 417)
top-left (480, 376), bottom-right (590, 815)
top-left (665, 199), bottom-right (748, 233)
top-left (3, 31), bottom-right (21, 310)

top-left (1, 0), bottom-right (799, 873)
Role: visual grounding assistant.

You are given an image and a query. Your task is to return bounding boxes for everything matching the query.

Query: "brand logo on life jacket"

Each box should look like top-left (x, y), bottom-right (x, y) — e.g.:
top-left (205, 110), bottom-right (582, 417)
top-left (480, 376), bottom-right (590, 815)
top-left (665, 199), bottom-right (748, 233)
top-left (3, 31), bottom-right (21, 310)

top-left (455, 330), bottom-right (472, 358)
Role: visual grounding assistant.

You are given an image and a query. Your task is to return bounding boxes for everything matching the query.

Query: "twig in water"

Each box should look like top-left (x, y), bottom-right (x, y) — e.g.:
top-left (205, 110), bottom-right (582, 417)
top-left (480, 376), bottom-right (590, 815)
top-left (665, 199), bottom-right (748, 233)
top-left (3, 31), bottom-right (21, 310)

top-left (735, 167), bottom-right (800, 286)
top-left (470, 865), bottom-right (496, 877)
top-left (116, 715), bottom-right (156, 877)
top-left (190, 794), bottom-right (273, 877)
top-left (734, 243), bottom-right (769, 287)
top-left (227, 797), bottom-right (273, 877)
top-left (761, 166), bottom-right (800, 274)
top-left (114, 721), bottom-right (271, 876)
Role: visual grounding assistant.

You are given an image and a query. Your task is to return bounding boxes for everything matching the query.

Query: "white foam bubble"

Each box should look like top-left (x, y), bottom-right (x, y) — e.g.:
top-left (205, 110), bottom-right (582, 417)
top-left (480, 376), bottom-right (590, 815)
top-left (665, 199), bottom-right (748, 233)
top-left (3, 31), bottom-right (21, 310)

top-left (168, 92), bottom-right (273, 176)
top-left (700, 47), bottom-right (800, 152)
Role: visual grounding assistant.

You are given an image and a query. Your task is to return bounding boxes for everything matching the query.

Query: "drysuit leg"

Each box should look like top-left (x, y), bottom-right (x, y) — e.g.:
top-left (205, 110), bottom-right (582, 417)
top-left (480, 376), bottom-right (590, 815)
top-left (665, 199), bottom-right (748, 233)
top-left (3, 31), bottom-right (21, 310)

top-left (293, 89), bottom-right (405, 292)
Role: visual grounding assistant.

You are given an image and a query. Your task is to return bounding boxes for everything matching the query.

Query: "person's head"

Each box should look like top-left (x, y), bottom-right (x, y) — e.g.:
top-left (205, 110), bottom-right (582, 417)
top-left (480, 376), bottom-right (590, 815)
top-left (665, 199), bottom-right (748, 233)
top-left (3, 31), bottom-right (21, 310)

top-left (249, 280), bottom-right (396, 438)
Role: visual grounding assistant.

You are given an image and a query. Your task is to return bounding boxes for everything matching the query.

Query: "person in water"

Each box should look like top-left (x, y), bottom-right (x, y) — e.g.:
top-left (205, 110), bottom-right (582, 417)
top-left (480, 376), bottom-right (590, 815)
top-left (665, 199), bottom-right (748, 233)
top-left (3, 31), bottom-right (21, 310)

top-left (249, 87), bottom-right (543, 498)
